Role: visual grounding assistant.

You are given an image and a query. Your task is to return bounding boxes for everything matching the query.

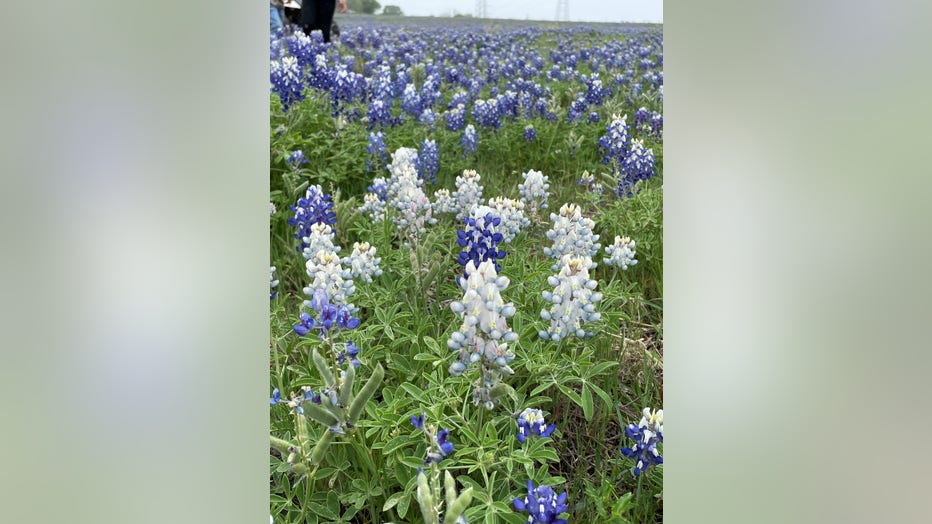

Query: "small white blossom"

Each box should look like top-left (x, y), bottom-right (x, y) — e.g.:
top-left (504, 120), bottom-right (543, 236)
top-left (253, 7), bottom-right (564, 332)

top-left (303, 250), bottom-right (355, 309)
top-left (543, 203), bottom-right (601, 267)
top-left (358, 192), bottom-right (385, 223)
top-left (452, 169), bottom-right (484, 222)
top-left (604, 236), bottom-right (638, 270)
top-left (518, 169), bottom-right (550, 212)
top-left (341, 242), bottom-right (383, 284)
top-left (539, 254), bottom-right (602, 341)
top-left (487, 196), bottom-right (529, 244)
top-left (301, 223), bottom-right (341, 261)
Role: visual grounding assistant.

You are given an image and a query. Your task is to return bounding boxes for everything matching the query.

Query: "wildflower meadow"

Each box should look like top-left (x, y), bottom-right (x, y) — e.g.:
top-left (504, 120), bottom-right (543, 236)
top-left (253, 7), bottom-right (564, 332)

top-left (270, 16), bottom-right (663, 524)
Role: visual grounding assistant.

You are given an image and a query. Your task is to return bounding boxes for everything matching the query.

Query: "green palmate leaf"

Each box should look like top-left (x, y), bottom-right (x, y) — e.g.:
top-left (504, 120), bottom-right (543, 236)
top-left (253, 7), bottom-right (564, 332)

top-left (307, 501), bottom-right (340, 521)
top-left (582, 384), bottom-right (594, 421)
top-left (383, 491), bottom-right (405, 512)
top-left (347, 363), bottom-right (384, 424)
top-left (312, 349), bottom-right (336, 389)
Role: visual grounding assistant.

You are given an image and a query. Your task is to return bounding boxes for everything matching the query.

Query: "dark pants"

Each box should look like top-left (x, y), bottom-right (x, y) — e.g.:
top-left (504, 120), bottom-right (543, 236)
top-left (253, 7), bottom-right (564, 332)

top-left (301, 0), bottom-right (337, 43)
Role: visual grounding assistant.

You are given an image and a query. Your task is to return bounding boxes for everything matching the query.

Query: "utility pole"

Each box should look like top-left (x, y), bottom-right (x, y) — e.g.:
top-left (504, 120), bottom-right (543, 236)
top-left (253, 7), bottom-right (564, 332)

top-left (475, 0), bottom-right (487, 18)
top-left (556, 0), bottom-right (569, 22)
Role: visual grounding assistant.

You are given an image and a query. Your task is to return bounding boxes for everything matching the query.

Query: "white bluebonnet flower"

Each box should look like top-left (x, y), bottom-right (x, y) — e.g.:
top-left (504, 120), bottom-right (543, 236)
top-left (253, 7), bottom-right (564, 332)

top-left (461, 124), bottom-right (478, 155)
top-left (539, 254), bottom-right (602, 341)
top-left (270, 266), bottom-right (279, 300)
top-left (301, 223), bottom-right (341, 261)
top-left (543, 203), bottom-right (601, 264)
top-left (487, 197), bottom-right (529, 244)
top-left (516, 408), bottom-right (556, 444)
top-left (447, 259), bottom-right (518, 409)
top-left (383, 147), bottom-right (437, 243)
top-left (604, 236), bottom-right (638, 270)
top-left (270, 202), bottom-right (276, 215)
top-left (303, 250), bottom-right (355, 310)
top-left (621, 407), bottom-right (664, 476)
top-left (618, 138), bottom-right (656, 198)
top-left (341, 242), bottom-right (383, 284)
top-left (452, 170), bottom-right (484, 222)
top-left (431, 188), bottom-right (458, 215)
top-left (358, 192), bottom-right (386, 223)
top-left (518, 169), bottom-right (550, 213)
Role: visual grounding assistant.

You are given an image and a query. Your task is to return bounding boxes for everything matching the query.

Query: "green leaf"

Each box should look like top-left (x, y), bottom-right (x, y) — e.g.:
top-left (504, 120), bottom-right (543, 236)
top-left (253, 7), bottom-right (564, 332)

top-left (383, 492), bottom-right (405, 512)
top-left (423, 336), bottom-right (441, 354)
top-left (307, 502), bottom-right (339, 521)
top-left (581, 384), bottom-right (594, 421)
top-left (347, 363), bottom-right (384, 424)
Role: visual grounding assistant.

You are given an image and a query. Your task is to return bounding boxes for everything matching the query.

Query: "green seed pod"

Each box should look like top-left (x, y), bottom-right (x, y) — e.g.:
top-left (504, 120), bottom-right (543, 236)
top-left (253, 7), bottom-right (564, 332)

top-left (290, 463), bottom-right (307, 476)
top-left (270, 435), bottom-right (294, 454)
top-left (444, 486), bottom-right (473, 524)
top-left (309, 429), bottom-right (334, 465)
top-left (347, 363), bottom-right (384, 424)
top-left (339, 363), bottom-right (355, 408)
top-left (489, 382), bottom-right (513, 400)
top-left (444, 470), bottom-right (456, 509)
top-left (295, 411), bottom-right (312, 447)
top-left (416, 471), bottom-right (438, 524)
top-left (301, 401), bottom-right (341, 427)
top-left (312, 349), bottom-right (336, 389)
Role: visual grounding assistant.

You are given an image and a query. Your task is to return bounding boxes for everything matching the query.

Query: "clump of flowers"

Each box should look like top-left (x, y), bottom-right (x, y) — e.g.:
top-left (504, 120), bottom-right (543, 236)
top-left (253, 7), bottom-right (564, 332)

top-left (289, 184), bottom-right (337, 252)
top-left (303, 250), bottom-right (355, 311)
top-left (518, 169), bottom-right (550, 219)
top-left (365, 131), bottom-right (387, 172)
top-left (461, 124), bottom-right (478, 155)
top-left (621, 408), bottom-right (664, 476)
top-left (301, 222), bottom-right (341, 261)
top-left (288, 150), bottom-right (307, 170)
top-left (293, 288), bottom-right (360, 338)
top-left (452, 170), bottom-right (484, 221)
top-left (523, 124), bottom-right (537, 141)
top-left (604, 236), bottom-right (638, 270)
top-left (543, 203), bottom-right (601, 264)
top-left (539, 255), bottom-right (602, 341)
top-left (431, 188), bottom-right (458, 215)
top-left (597, 113), bottom-right (630, 167)
top-left (617, 138), bottom-right (656, 198)
top-left (270, 56), bottom-right (305, 111)
top-left (358, 192), bottom-right (385, 223)
top-left (410, 412), bottom-right (455, 464)
top-left (516, 408), bottom-right (556, 443)
top-left (456, 206), bottom-right (506, 273)
top-left (447, 259), bottom-right (518, 410)
top-left (341, 241), bottom-right (383, 284)
top-left (487, 196), bottom-right (529, 244)
top-left (417, 139), bottom-right (440, 185)
top-left (513, 480), bottom-right (569, 524)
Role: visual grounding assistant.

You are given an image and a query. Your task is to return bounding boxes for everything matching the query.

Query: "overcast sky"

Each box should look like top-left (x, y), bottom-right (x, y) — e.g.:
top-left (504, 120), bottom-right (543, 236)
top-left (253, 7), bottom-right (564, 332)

top-left (375, 0), bottom-right (662, 24)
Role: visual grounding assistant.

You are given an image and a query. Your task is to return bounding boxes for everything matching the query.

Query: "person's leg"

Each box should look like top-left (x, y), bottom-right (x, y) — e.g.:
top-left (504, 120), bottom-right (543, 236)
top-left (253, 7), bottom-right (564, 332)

top-left (270, 5), bottom-right (283, 33)
top-left (316, 0), bottom-right (336, 43)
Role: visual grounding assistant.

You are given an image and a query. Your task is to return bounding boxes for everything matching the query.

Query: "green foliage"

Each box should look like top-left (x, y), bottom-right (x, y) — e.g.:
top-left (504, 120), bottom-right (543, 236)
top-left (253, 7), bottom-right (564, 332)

top-left (381, 5), bottom-right (402, 16)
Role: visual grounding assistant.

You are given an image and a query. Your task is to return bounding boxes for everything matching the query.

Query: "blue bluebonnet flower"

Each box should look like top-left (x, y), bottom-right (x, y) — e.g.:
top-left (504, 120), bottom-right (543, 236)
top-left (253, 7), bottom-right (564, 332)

top-left (518, 169), bottom-right (550, 214)
top-left (341, 241), bottom-right (383, 284)
top-left (473, 99), bottom-right (501, 129)
top-left (513, 480), bottom-right (569, 524)
top-left (288, 150), bottom-right (307, 170)
top-left (366, 131), bottom-right (387, 172)
top-left (566, 94), bottom-right (588, 124)
top-left (617, 138), bottom-right (655, 198)
top-left (597, 113), bottom-right (630, 167)
top-left (366, 98), bottom-right (396, 129)
top-left (516, 408), bottom-right (556, 443)
top-left (418, 108), bottom-right (437, 128)
top-left (621, 408), bottom-right (664, 475)
top-left (539, 255), bottom-right (602, 341)
top-left (411, 412), bottom-right (455, 464)
top-left (417, 139), bottom-right (439, 185)
top-left (367, 177), bottom-right (389, 201)
top-left (270, 388), bottom-right (282, 405)
top-left (456, 206), bottom-right (506, 272)
top-left (584, 73), bottom-right (610, 105)
top-left (452, 169), bottom-right (484, 221)
top-left (270, 266), bottom-right (279, 300)
top-left (401, 83), bottom-right (423, 117)
top-left (270, 56), bottom-right (305, 111)
top-left (586, 111), bottom-right (600, 124)
top-left (294, 288), bottom-right (359, 338)
top-left (303, 251), bottom-right (356, 311)
top-left (650, 111), bottom-right (663, 137)
top-left (523, 124), bottom-right (537, 142)
top-left (461, 125), bottom-right (478, 155)
top-left (338, 341), bottom-right (361, 368)
top-left (634, 106), bottom-right (650, 127)
top-left (444, 103), bottom-right (467, 132)
top-left (289, 185), bottom-right (337, 251)
top-left (543, 203), bottom-right (601, 262)
top-left (604, 236), bottom-right (638, 270)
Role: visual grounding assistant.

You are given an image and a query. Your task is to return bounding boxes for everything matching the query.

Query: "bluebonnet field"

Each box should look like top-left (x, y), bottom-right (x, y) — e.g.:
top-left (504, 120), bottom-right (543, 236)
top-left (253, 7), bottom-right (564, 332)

top-left (270, 15), bottom-right (663, 524)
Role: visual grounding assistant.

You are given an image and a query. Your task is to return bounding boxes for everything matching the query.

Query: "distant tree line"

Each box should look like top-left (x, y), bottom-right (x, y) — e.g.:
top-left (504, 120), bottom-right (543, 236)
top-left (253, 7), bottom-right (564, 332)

top-left (346, 0), bottom-right (380, 14)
